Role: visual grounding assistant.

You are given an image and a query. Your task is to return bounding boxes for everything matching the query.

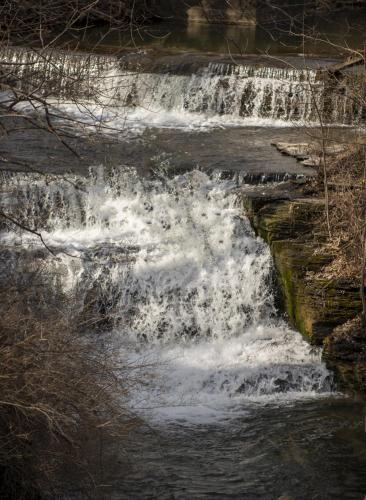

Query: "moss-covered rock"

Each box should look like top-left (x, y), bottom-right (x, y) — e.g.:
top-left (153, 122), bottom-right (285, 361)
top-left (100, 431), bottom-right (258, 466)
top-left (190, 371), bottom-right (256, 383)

top-left (242, 191), bottom-right (362, 345)
top-left (241, 187), bottom-right (366, 391)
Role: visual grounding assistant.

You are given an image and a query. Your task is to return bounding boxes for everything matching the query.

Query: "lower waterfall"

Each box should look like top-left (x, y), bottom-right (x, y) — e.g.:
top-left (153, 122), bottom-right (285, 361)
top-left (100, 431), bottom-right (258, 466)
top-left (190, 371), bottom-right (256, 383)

top-left (1, 167), bottom-right (333, 422)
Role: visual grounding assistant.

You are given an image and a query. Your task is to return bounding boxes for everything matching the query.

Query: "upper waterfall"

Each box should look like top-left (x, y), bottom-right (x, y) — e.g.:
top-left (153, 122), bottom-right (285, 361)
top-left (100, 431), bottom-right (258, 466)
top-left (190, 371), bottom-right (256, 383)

top-left (0, 46), bottom-right (362, 128)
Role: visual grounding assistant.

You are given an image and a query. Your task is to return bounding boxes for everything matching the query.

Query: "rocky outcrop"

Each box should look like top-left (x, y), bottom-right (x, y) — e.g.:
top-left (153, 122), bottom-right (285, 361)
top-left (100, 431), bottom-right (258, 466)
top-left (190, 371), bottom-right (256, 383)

top-left (272, 142), bottom-right (349, 168)
top-left (241, 184), bottom-right (365, 390)
top-left (324, 317), bottom-right (366, 390)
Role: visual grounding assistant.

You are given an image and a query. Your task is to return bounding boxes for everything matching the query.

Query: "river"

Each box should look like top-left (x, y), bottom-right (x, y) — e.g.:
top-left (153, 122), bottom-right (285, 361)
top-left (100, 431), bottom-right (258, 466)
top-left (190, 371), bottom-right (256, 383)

top-left (1, 27), bottom-right (366, 499)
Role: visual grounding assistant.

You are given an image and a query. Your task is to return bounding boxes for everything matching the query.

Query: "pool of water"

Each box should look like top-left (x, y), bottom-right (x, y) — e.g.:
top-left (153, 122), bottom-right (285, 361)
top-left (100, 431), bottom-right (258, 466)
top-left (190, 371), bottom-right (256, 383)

top-left (114, 398), bottom-right (366, 500)
top-left (73, 10), bottom-right (366, 57)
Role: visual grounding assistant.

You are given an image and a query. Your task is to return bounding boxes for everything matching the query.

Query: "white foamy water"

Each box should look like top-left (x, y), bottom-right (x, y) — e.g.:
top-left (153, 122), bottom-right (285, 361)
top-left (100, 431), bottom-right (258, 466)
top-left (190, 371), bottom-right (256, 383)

top-left (1, 46), bottom-right (360, 133)
top-left (0, 167), bottom-right (333, 422)
top-left (55, 101), bottom-right (300, 133)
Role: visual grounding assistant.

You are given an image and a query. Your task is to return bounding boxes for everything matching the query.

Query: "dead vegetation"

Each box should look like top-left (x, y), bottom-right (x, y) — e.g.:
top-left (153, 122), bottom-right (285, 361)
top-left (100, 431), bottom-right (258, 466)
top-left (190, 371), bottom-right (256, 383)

top-left (0, 284), bottom-right (143, 499)
top-left (315, 144), bottom-right (366, 271)
top-left (0, 1), bottom-right (155, 45)
top-left (0, 7), bottom-right (159, 498)
top-left (309, 141), bottom-right (366, 326)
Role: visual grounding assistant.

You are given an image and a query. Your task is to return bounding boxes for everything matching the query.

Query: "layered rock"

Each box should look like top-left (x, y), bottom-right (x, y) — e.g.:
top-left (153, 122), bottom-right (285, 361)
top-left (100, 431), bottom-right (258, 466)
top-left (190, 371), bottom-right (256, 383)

top-left (241, 184), bottom-right (365, 391)
top-left (324, 317), bottom-right (366, 391)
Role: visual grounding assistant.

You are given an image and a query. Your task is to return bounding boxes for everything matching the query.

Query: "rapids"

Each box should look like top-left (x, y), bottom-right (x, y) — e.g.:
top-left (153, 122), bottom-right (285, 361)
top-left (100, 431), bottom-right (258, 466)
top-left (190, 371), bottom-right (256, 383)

top-left (1, 167), bottom-right (332, 422)
top-left (1, 46), bottom-right (363, 133)
top-left (3, 166), bottom-right (366, 500)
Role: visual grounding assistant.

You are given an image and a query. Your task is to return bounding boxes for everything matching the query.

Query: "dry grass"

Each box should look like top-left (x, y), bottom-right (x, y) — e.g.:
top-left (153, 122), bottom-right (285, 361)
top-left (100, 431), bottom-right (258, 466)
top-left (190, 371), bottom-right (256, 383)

top-left (0, 1), bottom-right (151, 43)
top-left (0, 287), bottom-right (141, 499)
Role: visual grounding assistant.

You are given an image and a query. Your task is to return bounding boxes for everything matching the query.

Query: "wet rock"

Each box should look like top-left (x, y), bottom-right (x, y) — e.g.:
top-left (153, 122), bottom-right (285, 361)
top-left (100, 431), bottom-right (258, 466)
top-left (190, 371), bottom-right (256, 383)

top-left (324, 317), bottom-right (366, 392)
top-left (187, 1), bottom-right (256, 26)
top-left (241, 186), bottom-right (363, 339)
top-left (272, 142), bottom-right (312, 160)
top-left (241, 184), bottom-right (366, 391)
top-left (272, 141), bottom-right (349, 168)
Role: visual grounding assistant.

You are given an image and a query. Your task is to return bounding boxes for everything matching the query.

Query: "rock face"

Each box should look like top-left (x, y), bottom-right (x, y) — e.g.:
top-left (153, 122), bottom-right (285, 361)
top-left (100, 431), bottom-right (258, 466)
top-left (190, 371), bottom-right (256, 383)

top-left (241, 185), bottom-right (365, 390)
top-left (272, 142), bottom-right (349, 168)
top-left (324, 318), bottom-right (366, 391)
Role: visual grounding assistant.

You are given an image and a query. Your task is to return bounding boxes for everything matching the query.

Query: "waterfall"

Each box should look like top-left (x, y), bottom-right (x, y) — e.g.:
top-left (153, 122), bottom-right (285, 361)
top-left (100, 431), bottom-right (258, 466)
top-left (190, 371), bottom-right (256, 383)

top-left (0, 45), bottom-right (336, 421)
top-left (0, 46), bottom-right (362, 128)
top-left (0, 166), bottom-right (333, 421)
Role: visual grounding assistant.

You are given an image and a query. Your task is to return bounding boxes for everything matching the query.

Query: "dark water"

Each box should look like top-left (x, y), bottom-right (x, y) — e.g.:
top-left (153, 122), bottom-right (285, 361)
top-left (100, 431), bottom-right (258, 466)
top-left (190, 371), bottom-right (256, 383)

top-left (100, 399), bottom-right (366, 500)
top-left (76, 11), bottom-right (366, 56)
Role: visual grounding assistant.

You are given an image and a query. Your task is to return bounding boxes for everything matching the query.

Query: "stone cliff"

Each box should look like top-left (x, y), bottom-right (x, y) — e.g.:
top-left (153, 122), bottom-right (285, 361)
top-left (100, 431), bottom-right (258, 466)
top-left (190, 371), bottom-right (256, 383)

top-left (241, 184), bottom-right (366, 392)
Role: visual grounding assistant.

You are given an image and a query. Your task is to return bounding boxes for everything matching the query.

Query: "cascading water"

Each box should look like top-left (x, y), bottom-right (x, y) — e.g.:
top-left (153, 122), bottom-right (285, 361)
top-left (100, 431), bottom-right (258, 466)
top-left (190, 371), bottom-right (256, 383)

top-left (1, 46), bottom-right (363, 130)
top-left (0, 166), bottom-right (333, 422)
top-left (3, 44), bottom-right (366, 500)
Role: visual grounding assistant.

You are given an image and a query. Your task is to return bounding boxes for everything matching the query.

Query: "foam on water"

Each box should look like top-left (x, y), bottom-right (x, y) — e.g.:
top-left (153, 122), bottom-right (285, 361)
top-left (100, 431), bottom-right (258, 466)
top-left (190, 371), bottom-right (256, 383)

top-left (1, 46), bottom-right (361, 133)
top-left (55, 101), bottom-right (302, 133)
top-left (0, 167), bottom-right (333, 422)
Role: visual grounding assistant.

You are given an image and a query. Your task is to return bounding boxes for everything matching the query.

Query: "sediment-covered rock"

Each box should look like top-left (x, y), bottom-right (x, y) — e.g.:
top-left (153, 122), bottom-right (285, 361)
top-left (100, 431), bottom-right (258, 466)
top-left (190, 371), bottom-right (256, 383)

top-left (272, 142), bottom-right (350, 167)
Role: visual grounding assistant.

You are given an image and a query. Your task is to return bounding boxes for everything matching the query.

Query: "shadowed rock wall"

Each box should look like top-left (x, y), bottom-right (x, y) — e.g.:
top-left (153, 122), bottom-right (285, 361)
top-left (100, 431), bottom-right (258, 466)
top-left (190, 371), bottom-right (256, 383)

top-left (187, 0), bottom-right (256, 25)
top-left (154, 0), bottom-right (366, 26)
top-left (242, 191), bottom-right (362, 345)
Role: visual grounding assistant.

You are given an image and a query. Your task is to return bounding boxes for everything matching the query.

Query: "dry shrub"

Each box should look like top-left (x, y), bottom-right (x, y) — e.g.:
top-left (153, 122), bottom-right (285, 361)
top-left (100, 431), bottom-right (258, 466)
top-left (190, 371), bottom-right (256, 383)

top-left (0, 1), bottom-right (154, 44)
top-left (326, 145), bottom-right (366, 184)
top-left (0, 287), bottom-right (141, 499)
top-left (314, 145), bottom-right (366, 280)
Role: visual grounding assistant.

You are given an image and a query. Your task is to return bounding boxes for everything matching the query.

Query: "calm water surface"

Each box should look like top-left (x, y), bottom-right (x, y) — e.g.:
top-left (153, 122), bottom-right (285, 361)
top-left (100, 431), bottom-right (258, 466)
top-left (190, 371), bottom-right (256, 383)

top-left (77, 11), bottom-right (366, 56)
top-left (104, 399), bottom-right (366, 499)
